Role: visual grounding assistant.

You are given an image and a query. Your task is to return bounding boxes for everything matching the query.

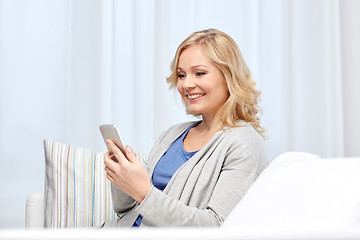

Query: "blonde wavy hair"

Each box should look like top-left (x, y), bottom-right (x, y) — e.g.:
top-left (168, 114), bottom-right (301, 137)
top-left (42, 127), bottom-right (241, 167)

top-left (167, 29), bottom-right (265, 138)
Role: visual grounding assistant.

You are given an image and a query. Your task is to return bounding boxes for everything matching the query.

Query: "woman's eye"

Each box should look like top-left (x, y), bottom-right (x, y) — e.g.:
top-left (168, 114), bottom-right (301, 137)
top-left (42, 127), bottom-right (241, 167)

top-left (178, 73), bottom-right (185, 79)
top-left (196, 72), bottom-right (206, 77)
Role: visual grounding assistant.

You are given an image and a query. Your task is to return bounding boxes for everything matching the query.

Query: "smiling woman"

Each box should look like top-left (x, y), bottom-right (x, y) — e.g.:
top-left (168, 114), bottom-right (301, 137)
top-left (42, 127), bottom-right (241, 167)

top-left (102, 28), bottom-right (268, 228)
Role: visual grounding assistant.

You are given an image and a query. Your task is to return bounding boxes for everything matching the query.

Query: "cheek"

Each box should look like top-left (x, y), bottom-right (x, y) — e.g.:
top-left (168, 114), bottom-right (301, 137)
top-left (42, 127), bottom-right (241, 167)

top-left (177, 81), bottom-right (183, 95)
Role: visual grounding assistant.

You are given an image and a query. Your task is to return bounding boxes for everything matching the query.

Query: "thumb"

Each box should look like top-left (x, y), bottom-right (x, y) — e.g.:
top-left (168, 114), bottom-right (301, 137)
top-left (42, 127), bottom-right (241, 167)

top-left (125, 146), bottom-right (138, 164)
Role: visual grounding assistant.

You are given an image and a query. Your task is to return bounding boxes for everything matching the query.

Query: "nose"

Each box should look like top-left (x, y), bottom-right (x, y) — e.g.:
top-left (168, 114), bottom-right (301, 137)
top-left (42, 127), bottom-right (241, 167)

top-left (182, 76), bottom-right (196, 90)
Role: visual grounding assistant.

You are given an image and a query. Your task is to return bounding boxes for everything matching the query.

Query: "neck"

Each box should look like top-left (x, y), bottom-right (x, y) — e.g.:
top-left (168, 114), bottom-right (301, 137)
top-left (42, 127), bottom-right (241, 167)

top-left (199, 114), bottom-right (221, 132)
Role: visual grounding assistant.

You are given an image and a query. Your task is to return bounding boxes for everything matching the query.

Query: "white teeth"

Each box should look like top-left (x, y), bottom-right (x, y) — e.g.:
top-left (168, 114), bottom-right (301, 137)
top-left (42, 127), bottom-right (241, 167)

top-left (188, 94), bottom-right (204, 99)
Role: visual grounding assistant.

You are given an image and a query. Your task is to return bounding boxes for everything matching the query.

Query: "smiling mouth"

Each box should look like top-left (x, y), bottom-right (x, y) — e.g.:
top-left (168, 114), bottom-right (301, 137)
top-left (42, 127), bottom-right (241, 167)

top-left (187, 93), bottom-right (205, 100)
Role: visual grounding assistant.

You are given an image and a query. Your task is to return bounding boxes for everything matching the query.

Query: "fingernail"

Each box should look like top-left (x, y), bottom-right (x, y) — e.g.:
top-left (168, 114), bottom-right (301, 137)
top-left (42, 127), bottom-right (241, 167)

top-left (126, 146), bottom-right (133, 154)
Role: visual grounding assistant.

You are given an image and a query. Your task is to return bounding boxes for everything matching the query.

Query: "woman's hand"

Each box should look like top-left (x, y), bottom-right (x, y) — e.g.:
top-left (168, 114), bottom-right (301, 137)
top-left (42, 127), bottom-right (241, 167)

top-left (104, 139), bottom-right (152, 203)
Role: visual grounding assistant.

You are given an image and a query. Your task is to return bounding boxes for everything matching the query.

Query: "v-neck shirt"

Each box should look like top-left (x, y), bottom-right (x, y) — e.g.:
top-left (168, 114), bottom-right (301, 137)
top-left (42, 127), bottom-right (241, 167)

top-left (152, 122), bottom-right (199, 191)
top-left (133, 122), bottom-right (199, 227)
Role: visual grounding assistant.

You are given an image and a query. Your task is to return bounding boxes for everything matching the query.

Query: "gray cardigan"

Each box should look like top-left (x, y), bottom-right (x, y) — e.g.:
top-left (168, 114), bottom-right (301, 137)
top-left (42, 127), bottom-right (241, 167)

top-left (103, 121), bottom-right (268, 227)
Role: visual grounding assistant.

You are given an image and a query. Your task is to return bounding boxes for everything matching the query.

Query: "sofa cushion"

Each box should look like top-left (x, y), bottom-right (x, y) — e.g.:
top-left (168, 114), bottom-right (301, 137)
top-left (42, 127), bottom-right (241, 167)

top-left (44, 139), bottom-right (115, 227)
top-left (223, 152), bottom-right (360, 228)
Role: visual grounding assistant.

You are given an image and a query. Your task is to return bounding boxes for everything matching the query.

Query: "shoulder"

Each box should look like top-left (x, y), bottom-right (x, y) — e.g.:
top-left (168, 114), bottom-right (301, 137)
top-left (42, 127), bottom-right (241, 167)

top-left (219, 123), bottom-right (268, 170)
top-left (222, 122), bottom-right (265, 147)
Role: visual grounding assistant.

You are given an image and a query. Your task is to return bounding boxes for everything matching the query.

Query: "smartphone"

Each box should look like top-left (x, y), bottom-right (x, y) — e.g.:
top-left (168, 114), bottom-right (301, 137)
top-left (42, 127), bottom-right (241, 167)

top-left (99, 124), bottom-right (126, 154)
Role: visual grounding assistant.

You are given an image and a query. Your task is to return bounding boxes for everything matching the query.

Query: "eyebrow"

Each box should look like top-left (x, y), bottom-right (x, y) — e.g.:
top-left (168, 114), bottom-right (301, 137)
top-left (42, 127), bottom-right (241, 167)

top-left (177, 65), bottom-right (208, 71)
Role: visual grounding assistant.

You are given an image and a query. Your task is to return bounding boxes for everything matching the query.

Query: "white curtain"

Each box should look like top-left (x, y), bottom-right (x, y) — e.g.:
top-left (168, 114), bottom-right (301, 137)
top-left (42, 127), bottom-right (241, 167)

top-left (0, 0), bottom-right (359, 228)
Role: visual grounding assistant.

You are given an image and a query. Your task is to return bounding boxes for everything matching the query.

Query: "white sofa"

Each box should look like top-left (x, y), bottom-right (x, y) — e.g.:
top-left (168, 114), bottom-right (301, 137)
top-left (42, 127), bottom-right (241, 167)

top-left (18, 151), bottom-right (360, 239)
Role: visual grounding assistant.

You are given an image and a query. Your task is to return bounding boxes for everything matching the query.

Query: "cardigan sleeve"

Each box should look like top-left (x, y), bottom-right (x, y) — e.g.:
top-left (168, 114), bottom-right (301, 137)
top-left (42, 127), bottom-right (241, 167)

top-left (136, 186), bottom-right (222, 226)
top-left (135, 125), bottom-right (268, 227)
top-left (110, 183), bottom-right (137, 217)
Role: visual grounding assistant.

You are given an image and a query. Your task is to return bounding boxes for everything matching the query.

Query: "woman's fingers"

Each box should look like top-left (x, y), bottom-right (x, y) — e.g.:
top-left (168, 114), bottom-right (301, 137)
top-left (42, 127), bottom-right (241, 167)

top-left (105, 166), bottom-right (115, 176)
top-left (104, 152), bottom-right (118, 179)
top-left (106, 172), bottom-right (115, 183)
top-left (106, 139), bottom-right (127, 165)
top-left (124, 146), bottom-right (138, 164)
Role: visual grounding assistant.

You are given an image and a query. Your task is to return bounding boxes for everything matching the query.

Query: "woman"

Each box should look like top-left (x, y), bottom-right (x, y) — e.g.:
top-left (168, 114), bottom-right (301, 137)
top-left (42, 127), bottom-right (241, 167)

top-left (103, 28), bottom-right (268, 227)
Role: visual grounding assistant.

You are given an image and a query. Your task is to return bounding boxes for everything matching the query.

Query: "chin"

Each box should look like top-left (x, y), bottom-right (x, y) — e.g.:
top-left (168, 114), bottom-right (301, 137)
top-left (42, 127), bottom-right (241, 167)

top-left (185, 107), bottom-right (202, 116)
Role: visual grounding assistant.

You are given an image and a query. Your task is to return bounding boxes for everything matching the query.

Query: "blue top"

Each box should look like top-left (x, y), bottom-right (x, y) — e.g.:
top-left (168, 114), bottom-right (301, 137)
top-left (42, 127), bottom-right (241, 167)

top-left (133, 122), bottom-right (199, 227)
top-left (152, 123), bottom-right (199, 191)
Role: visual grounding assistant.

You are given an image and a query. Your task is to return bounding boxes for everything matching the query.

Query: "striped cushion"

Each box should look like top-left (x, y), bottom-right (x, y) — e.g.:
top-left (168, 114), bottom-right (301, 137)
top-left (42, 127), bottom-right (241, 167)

top-left (44, 140), bottom-right (115, 227)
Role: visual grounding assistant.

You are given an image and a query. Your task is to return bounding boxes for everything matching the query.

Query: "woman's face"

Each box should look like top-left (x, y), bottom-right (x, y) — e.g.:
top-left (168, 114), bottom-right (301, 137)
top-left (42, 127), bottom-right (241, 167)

top-left (176, 44), bottom-right (229, 119)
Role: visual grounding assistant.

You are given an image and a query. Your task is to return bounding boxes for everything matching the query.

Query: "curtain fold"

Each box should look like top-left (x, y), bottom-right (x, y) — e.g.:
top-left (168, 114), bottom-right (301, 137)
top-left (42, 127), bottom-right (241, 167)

top-left (340, 0), bottom-right (360, 157)
top-left (285, 0), bottom-right (345, 157)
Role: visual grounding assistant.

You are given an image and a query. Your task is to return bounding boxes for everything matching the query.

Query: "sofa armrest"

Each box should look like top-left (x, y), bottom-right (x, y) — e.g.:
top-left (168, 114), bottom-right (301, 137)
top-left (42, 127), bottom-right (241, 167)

top-left (25, 192), bottom-right (44, 228)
